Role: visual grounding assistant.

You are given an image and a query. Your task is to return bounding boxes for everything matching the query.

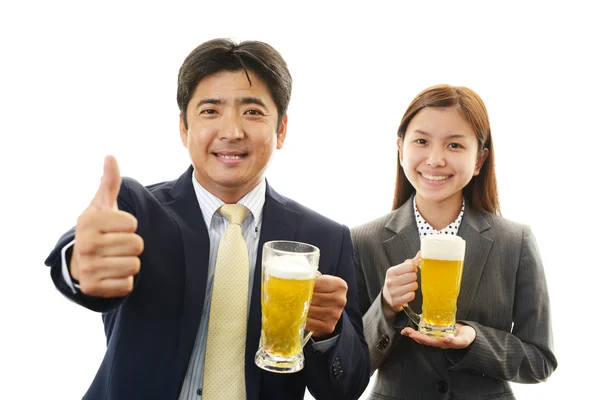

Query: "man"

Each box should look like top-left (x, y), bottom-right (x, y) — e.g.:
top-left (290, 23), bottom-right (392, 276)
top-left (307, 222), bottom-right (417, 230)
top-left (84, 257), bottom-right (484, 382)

top-left (45, 38), bottom-right (370, 400)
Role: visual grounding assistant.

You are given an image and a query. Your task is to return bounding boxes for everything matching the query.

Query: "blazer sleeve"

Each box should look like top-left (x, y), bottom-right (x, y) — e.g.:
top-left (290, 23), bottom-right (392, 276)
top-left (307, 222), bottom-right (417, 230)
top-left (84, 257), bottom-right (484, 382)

top-left (354, 235), bottom-right (411, 374)
top-left (44, 179), bottom-right (139, 313)
top-left (304, 226), bottom-right (371, 400)
top-left (447, 226), bottom-right (558, 383)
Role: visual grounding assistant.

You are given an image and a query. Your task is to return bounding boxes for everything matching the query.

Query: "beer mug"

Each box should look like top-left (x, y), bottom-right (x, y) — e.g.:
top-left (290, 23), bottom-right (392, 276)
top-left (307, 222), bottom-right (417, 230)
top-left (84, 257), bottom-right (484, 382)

top-left (254, 240), bottom-right (319, 373)
top-left (403, 234), bottom-right (466, 337)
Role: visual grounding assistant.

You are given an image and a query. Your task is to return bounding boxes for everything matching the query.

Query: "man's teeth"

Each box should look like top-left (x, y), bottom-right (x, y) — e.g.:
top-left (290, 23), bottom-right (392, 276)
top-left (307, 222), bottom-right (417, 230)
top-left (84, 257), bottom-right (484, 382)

top-left (423, 174), bottom-right (449, 181)
top-left (218, 154), bottom-right (243, 159)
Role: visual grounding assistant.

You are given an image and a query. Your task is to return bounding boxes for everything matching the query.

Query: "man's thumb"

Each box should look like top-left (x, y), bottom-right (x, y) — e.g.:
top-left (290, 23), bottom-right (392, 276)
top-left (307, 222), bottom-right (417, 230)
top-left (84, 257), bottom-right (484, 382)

top-left (93, 155), bottom-right (122, 210)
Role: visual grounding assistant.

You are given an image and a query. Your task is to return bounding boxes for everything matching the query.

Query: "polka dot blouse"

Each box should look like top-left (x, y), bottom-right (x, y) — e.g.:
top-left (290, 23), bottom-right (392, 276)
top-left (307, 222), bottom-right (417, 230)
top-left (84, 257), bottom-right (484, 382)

top-left (413, 196), bottom-right (465, 239)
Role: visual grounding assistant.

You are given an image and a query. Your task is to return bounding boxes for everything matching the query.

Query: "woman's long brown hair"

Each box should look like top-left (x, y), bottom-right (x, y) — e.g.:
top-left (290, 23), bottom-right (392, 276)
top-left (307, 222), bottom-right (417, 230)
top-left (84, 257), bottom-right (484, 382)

top-left (392, 84), bottom-right (500, 215)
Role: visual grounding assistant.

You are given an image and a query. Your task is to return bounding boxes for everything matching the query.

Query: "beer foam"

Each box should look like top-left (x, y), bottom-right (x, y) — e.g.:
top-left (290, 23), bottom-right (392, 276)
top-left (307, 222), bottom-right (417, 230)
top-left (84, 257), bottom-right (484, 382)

top-left (266, 255), bottom-right (316, 280)
top-left (421, 234), bottom-right (465, 261)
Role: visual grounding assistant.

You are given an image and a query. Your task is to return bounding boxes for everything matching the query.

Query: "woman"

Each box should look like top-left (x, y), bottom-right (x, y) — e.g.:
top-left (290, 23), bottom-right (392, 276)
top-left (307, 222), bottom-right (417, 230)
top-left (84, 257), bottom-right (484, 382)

top-left (352, 84), bottom-right (557, 399)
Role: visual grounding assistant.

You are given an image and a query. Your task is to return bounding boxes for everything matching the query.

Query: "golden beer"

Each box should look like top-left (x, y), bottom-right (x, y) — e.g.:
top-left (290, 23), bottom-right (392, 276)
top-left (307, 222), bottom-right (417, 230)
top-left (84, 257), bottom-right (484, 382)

top-left (255, 241), bottom-right (320, 373)
top-left (417, 235), bottom-right (465, 336)
top-left (261, 274), bottom-right (315, 357)
top-left (420, 258), bottom-right (464, 329)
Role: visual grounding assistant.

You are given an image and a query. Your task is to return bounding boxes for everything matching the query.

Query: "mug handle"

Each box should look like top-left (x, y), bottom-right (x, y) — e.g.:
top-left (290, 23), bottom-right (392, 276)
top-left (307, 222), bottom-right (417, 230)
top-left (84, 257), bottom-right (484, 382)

top-left (302, 330), bottom-right (313, 347)
top-left (402, 303), bottom-right (421, 326)
top-left (402, 258), bottom-right (422, 326)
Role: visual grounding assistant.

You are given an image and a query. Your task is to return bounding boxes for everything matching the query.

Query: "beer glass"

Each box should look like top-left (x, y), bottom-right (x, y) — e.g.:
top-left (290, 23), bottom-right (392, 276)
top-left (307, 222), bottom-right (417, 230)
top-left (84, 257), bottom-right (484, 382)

top-left (254, 240), bottom-right (319, 373)
top-left (404, 235), bottom-right (466, 337)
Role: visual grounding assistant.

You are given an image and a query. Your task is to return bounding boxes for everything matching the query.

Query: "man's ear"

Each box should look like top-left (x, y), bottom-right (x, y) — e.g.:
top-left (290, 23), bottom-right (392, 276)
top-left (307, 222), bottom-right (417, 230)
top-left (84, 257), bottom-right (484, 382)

top-left (276, 115), bottom-right (288, 149)
top-left (179, 113), bottom-right (189, 148)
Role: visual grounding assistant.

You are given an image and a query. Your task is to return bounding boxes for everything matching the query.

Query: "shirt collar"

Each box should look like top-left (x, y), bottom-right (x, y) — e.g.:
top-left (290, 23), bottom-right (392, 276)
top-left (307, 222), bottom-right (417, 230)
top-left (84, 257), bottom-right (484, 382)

top-left (413, 196), bottom-right (465, 238)
top-left (191, 173), bottom-right (266, 231)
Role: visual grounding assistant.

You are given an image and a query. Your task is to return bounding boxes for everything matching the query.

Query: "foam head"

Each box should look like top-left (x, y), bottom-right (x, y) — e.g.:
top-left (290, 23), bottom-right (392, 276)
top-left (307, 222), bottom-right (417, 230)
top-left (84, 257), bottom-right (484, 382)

top-left (265, 254), bottom-right (316, 280)
top-left (421, 234), bottom-right (465, 261)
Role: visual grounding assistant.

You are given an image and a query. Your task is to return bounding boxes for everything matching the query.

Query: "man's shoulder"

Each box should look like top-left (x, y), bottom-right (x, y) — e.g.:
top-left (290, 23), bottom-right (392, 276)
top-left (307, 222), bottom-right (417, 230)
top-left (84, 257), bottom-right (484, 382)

top-left (120, 176), bottom-right (178, 203)
top-left (268, 189), bottom-right (347, 233)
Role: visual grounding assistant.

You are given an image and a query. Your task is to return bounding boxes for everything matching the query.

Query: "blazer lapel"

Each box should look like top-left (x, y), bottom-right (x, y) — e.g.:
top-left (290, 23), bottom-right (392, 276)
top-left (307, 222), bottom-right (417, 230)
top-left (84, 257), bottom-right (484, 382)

top-left (456, 203), bottom-right (493, 320)
top-left (383, 198), bottom-right (423, 313)
top-left (166, 167), bottom-right (212, 391)
top-left (245, 184), bottom-right (300, 400)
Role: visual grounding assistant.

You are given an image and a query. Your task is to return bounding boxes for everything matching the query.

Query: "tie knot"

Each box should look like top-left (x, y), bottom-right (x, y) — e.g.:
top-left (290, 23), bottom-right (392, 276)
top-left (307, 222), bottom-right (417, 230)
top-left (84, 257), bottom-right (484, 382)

top-left (218, 204), bottom-right (250, 226)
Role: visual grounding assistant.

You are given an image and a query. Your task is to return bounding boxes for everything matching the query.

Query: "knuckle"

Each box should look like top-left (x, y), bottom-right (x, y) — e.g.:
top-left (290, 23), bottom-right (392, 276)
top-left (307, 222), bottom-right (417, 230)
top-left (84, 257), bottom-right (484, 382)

top-left (77, 238), bottom-right (98, 255)
top-left (131, 234), bottom-right (144, 254)
top-left (78, 280), bottom-right (96, 295)
top-left (130, 257), bottom-right (141, 274)
top-left (77, 259), bottom-right (95, 274)
top-left (123, 213), bottom-right (138, 232)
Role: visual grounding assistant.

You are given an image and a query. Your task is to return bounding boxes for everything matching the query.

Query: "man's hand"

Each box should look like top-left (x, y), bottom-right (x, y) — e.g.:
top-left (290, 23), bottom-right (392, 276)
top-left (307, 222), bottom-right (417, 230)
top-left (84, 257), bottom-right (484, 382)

top-left (306, 274), bottom-right (348, 339)
top-left (70, 156), bottom-right (144, 298)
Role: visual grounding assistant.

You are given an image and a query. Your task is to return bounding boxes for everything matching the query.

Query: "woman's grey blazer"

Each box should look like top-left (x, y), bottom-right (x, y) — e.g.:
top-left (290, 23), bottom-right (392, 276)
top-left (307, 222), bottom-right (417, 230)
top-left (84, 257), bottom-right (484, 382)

top-left (352, 198), bottom-right (557, 400)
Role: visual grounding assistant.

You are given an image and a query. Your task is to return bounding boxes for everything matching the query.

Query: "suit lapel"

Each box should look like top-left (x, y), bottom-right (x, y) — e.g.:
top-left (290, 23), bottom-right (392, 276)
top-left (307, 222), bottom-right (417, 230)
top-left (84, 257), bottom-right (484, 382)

top-left (383, 198), bottom-right (423, 313)
top-left (456, 203), bottom-right (493, 320)
top-left (166, 167), bottom-right (212, 391)
top-left (245, 184), bottom-right (299, 400)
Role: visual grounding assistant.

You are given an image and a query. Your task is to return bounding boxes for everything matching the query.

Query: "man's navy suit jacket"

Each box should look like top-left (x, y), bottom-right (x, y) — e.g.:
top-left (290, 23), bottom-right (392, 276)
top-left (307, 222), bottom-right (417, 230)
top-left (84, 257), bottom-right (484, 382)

top-left (46, 166), bottom-right (370, 400)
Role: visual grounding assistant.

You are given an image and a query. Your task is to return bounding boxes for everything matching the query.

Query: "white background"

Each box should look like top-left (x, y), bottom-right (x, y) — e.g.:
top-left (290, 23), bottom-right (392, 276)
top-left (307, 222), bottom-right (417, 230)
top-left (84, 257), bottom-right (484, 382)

top-left (1, 1), bottom-right (598, 399)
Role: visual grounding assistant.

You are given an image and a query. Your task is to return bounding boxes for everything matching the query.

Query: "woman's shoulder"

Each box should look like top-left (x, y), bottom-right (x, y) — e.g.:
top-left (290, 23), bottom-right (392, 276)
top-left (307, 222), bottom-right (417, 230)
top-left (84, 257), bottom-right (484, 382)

top-left (479, 209), bottom-right (533, 239)
top-left (350, 210), bottom-right (398, 244)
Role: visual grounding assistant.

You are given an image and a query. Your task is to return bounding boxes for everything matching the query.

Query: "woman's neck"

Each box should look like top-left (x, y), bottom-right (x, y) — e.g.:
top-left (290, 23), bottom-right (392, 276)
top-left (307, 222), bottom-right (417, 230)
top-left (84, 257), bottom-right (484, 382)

top-left (415, 193), bottom-right (463, 230)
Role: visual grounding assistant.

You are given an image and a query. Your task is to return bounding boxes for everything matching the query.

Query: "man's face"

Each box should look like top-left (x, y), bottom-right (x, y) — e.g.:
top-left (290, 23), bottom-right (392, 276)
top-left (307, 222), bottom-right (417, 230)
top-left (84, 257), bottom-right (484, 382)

top-left (180, 70), bottom-right (287, 202)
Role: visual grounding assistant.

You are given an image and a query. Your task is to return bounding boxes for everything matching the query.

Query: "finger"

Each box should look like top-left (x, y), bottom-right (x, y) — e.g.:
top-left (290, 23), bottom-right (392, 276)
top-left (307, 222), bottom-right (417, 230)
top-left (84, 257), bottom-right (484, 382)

top-left (386, 272), bottom-right (418, 287)
top-left (310, 292), bottom-right (346, 307)
top-left (78, 232), bottom-right (144, 256)
top-left (387, 262), bottom-right (418, 277)
top-left (80, 256), bottom-right (141, 279)
top-left (307, 303), bottom-right (344, 320)
top-left (305, 317), bottom-right (333, 335)
top-left (79, 276), bottom-right (134, 298)
top-left (91, 155), bottom-right (122, 210)
top-left (78, 210), bottom-right (138, 234)
top-left (404, 331), bottom-right (447, 348)
top-left (413, 251), bottom-right (422, 262)
top-left (313, 275), bottom-right (348, 293)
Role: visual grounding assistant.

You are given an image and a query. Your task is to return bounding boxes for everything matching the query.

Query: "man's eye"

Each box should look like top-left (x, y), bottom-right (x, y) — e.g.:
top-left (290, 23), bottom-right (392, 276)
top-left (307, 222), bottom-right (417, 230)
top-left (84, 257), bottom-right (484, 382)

top-left (245, 109), bottom-right (264, 116)
top-left (200, 109), bottom-right (217, 115)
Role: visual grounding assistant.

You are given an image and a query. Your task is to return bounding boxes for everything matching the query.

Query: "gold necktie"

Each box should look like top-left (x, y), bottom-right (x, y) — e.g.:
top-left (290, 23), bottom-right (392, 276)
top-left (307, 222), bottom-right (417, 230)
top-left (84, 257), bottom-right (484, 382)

top-left (203, 204), bottom-right (250, 400)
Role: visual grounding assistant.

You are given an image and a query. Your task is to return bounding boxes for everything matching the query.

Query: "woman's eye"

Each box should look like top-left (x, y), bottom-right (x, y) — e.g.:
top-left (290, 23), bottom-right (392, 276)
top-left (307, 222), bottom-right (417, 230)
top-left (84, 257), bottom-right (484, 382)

top-left (448, 143), bottom-right (463, 149)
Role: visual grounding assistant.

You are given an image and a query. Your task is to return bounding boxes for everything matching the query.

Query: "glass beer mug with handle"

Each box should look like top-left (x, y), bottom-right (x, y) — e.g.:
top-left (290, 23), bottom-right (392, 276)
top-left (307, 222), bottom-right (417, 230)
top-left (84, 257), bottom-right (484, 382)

top-left (403, 234), bottom-right (466, 337)
top-left (254, 240), bottom-right (320, 373)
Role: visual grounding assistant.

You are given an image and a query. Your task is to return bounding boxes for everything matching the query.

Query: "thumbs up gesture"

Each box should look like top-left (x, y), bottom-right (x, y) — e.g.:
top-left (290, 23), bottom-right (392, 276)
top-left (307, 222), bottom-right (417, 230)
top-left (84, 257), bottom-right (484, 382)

top-left (70, 156), bottom-right (144, 298)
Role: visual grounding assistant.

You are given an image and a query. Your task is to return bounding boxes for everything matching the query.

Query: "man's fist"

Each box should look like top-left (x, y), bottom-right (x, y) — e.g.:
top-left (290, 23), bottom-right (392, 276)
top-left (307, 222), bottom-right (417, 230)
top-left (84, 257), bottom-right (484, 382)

top-left (70, 156), bottom-right (144, 298)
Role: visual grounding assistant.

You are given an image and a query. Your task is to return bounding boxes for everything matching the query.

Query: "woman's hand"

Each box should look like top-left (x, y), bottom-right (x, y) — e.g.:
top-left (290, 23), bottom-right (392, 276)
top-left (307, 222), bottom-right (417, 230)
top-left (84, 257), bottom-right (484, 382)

top-left (401, 323), bottom-right (476, 349)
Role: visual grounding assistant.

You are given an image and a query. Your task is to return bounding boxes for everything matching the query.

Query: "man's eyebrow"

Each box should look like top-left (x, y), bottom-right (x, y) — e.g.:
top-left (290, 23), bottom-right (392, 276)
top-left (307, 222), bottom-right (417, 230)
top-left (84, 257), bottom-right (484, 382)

top-left (236, 97), bottom-right (267, 108)
top-left (195, 98), bottom-right (222, 109)
top-left (194, 97), bottom-right (267, 109)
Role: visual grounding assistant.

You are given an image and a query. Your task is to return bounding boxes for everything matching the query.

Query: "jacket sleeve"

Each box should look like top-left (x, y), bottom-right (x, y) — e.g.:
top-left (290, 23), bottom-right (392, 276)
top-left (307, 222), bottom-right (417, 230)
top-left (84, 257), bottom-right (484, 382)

top-left (447, 226), bottom-right (558, 383)
top-left (304, 226), bottom-right (370, 400)
top-left (44, 179), bottom-right (139, 313)
top-left (353, 233), bottom-right (411, 374)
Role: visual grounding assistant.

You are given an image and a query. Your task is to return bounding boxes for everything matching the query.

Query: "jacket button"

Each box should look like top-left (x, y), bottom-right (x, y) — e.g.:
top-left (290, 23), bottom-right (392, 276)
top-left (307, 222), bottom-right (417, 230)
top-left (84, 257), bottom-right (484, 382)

top-left (437, 381), bottom-right (448, 393)
top-left (196, 388), bottom-right (202, 395)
